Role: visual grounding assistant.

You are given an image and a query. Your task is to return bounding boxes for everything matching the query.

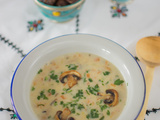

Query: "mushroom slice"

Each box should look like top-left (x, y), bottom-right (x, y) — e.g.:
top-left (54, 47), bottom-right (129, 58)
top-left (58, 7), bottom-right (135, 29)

top-left (97, 89), bottom-right (119, 107)
top-left (54, 108), bottom-right (71, 120)
top-left (54, 111), bottom-right (63, 120)
top-left (59, 70), bottom-right (81, 88)
top-left (61, 108), bottom-right (71, 120)
top-left (68, 117), bottom-right (75, 120)
top-left (104, 89), bottom-right (119, 107)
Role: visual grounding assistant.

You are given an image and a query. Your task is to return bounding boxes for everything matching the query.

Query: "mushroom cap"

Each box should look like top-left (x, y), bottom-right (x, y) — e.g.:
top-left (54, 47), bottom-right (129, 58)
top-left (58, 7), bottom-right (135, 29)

top-left (61, 108), bottom-right (71, 120)
top-left (104, 89), bottom-right (119, 107)
top-left (54, 111), bottom-right (63, 120)
top-left (59, 70), bottom-right (81, 88)
top-left (54, 108), bottom-right (71, 120)
top-left (59, 70), bottom-right (81, 83)
top-left (68, 117), bottom-right (75, 120)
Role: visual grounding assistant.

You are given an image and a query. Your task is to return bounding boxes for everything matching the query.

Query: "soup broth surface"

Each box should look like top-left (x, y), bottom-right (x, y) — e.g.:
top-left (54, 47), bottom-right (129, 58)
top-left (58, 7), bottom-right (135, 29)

top-left (30, 52), bottom-right (127, 120)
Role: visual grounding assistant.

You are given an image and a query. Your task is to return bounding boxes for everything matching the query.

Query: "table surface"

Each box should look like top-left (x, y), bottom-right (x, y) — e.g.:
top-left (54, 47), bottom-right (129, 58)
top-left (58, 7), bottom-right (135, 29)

top-left (0, 0), bottom-right (160, 119)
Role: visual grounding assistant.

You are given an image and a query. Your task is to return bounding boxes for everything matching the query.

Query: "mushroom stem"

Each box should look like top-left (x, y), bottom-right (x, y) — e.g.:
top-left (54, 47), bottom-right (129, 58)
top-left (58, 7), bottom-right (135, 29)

top-left (97, 92), bottom-right (111, 100)
top-left (54, 108), bottom-right (71, 120)
top-left (61, 108), bottom-right (71, 120)
top-left (59, 70), bottom-right (81, 88)
top-left (67, 74), bottom-right (78, 88)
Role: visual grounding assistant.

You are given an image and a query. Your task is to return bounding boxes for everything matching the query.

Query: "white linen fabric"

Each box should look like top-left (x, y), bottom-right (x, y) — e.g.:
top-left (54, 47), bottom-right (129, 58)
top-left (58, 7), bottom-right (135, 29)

top-left (0, 0), bottom-right (160, 119)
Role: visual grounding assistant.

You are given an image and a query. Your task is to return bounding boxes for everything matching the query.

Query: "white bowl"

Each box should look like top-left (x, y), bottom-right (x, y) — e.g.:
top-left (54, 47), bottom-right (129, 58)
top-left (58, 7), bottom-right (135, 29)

top-left (10, 34), bottom-right (145, 120)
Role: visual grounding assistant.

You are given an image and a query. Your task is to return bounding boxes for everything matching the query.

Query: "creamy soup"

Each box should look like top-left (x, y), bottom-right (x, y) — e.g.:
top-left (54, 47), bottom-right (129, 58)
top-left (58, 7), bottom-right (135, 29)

top-left (30, 52), bottom-right (127, 120)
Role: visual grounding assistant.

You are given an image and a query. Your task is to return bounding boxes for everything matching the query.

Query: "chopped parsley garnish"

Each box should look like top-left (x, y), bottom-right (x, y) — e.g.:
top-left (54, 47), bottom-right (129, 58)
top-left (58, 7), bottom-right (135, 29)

top-left (37, 90), bottom-right (48, 100)
top-left (100, 104), bottom-right (108, 111)
top-left (44, 76), bottom-right (49, 81)
top-left (99, 79), bottom-right (104, 86)
top-left (107, 110), bottom-right (110, 116)
top-left (100, 116), bottom-right (105, 120)
top-left (71, 108), bottom-right (76, 114)
top-left (86, 90), bottom-right (90, 95)
top-left (50, 70), bottom-right (59, 83)
top-left (48, 89), bottom-right (56, 95)
top-left (54, 101), bottom-right (58, 106)
top-left (60, 101), bottom-right (64, 105)
top-left (66, 64), bottom-right (78, 70)
top-left (62, 88), bottom-right (72, 94)
top-left (37, 69), bottom-right (42, 74)
top-left (73, 89), bottom-right (85, 99)
top-left (103, 71), bottom-right (110, 76)
top-left (105, 81), bottom-right (109, 85)
top-left (114, 79), bottom-right (124, 85)
top-left (96, 100), bottom-right (103, 105)
top-left (76, 113), bottom-right (80, 115)
top-left (88, 78), bottom-right (93, 82)
top-left (77, 104), bottom-right (85, 110)
top-left (31, 86), bottom-right (35, 91)
top-left (87, 109), bottom-right (99, 119)
top-left (70, 103), bottom-right (77, 107)
top-left (37, 104), bottom-right (44, 106)
top-left (83, 70), bottom-right (89, 83)
top-left (87, 84), bottom-right (99, 95)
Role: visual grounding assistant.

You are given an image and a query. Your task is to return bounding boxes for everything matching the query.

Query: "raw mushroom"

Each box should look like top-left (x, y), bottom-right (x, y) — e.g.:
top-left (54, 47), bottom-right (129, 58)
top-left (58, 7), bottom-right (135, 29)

top-left (97, 89), bottom-right (119, 107)
top-left (54, 108), bottom-right (71, 120)
top-left (59, 70), bottom-right (81, 88)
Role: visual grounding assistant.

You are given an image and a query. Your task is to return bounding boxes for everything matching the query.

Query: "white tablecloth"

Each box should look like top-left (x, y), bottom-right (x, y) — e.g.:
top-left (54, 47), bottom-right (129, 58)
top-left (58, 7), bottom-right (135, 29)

top-left (0, 0), bottom-right (160, 119)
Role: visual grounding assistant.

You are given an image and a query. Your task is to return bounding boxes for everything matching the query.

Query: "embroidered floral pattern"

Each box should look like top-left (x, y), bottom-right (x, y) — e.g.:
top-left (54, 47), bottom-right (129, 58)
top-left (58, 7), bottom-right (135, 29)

top-left (0, 108), bottom-right (18, 119)
top-left (0, 35), bottom-right (26, 57)
top-left (10, 114), bottom-right (18, 119)
top-left (111, 4), bottom-right (128, 17)
top-left (27, 19), bottom-right (44, 32)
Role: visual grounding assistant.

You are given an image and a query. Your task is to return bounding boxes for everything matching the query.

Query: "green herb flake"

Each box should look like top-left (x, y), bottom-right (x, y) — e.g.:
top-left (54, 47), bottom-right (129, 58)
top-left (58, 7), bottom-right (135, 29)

top-left (37, 104), bottom-right (44, 106)
top-left (86, 114), bottom-right (90, 119)
top-left (73, 89), bottom-right (84, 99)
top-left (107, 110), bottom-right (110, 116)
top-left (31, 86), bottom-right (35, 91)
top-left (87, 84), bottom-right (99, 95)
top-left (88, 78), bottom-right (93, 82)
top-left (90, 109), bottom-right (99, 118)
top-left (76, 113), bottom-right (80, 115)
top-left (62, 88), bottom-right (72, 94)
top-left (50, 70), bottom-right (59, 83)
top-left (100, 116), bottom-right (105, 120)
top-left (66, 64), bottom-right (78, 70)
top-left (114, 79), bottom-right (124, 85)
top-left (83, 70), bottom-right (89, 83)
top-left (99, 79), bottom-right (105, 86)
top-left (77, 104), bottom-right (85, 110)
top-left (103, 71), bottom-right (110, 76)
top-left (37, 69), bottom-right (43, 74)
top-left (37, 90), bottom-right (48, 100)
top-left (105, 81), bottom-right (109, 85)
top-left (71, 108), bottom-right (76, 114)
top-left (48, 89), bottom-right (56, 95)
top-left (60, 101), bottom-right (64, 105)
top-left (86, 90), bottom-right (90, 95)
top-left (54, 101), bottom-right (58, 106)
top-left (100, 104), bottom-right (108, 111)
top-left (70, 103), bottom-right (77, 107)
top-left (44, 76), bottom-right (49, 81)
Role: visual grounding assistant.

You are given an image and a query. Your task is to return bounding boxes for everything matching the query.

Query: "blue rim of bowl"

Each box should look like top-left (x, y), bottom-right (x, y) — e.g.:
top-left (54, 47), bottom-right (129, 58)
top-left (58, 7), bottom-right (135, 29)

top-left (10, 33), bottom-right (146, 120)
